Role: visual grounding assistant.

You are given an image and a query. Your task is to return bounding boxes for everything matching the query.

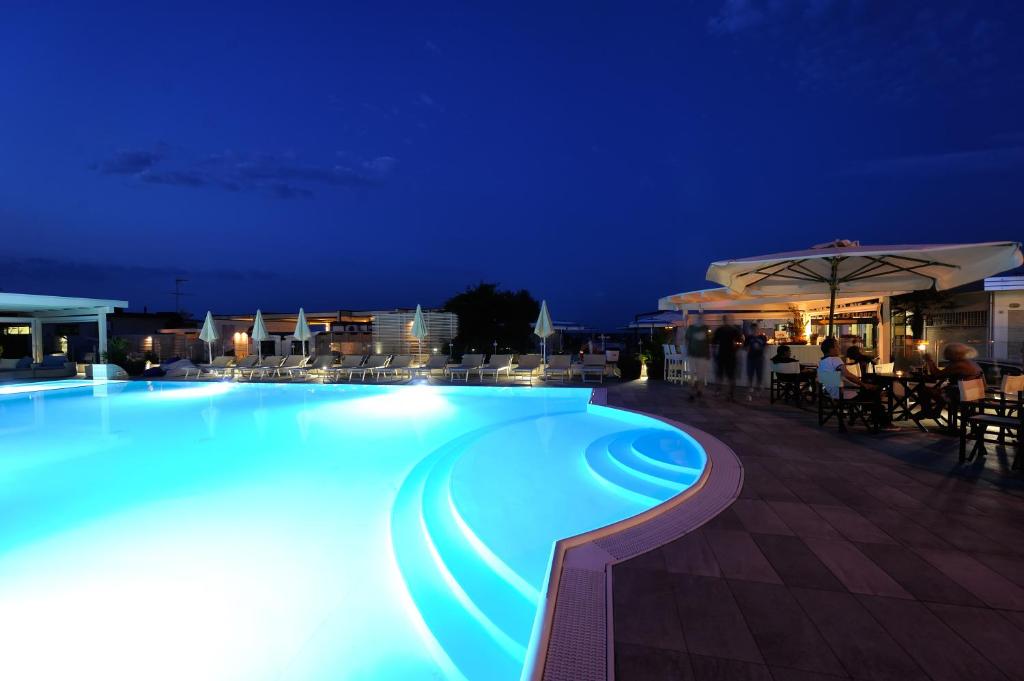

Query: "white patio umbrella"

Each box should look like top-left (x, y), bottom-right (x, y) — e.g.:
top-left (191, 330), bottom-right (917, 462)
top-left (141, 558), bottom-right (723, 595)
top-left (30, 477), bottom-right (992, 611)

top-left (411, 304), bottom-right (428, 362)
top-left (293, 307), bottom-right (312, 357)
top-left (198, 311), bottom-right (219, 364)
top-left (534, 300), bottom-right (554, 366)
top-left (707, 240), bottom-right (1023, 336)
top-left (252, 309), bottom-right (269, 361)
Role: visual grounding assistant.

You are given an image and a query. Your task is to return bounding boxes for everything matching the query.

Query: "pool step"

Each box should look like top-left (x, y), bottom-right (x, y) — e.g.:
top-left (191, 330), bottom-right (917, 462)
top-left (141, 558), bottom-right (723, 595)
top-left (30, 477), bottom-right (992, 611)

top-left (583, 430), bottom-right (691, 505)
top-left (632, 431), bottom-right (706, 470)
top-left (391, 411), bottom-right (578, 681)
top-left (607, 433), bottom-right (701, 486)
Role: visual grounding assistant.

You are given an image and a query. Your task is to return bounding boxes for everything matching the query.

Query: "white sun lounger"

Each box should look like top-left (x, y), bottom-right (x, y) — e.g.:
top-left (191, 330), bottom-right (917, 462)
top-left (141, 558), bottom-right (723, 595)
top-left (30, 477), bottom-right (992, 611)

top-left (477, 354), bottom-right (514, 381)
top-left (184, 355), bottom-right (234, 379)
top-left (511, 354), bottom-right (543, 384)
top-left (578, 354), bottom-right (607, 383)
top-left (372, 355), bottom-right (414, 380)
top-left (341, 355), bottom-right (389, 381)
top-left (543, 355), bottom-right (573, 382)
top-left (447, 354), bottom-right (484, 382)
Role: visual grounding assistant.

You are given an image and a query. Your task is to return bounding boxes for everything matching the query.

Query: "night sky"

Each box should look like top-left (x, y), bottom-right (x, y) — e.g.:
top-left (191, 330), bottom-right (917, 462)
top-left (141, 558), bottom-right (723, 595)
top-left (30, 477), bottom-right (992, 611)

top-left (2, 1), bottom-right (1022, 327)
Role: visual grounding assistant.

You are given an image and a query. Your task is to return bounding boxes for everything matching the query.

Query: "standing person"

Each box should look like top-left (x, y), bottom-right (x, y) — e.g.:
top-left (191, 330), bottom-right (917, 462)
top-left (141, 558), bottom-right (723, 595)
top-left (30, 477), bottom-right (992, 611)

top-left (712, 315), bottom-right (742, 401)
top-left (684, 314), bottom-right (712, 400)
top-left (744, 322), bottom-right (768, 400)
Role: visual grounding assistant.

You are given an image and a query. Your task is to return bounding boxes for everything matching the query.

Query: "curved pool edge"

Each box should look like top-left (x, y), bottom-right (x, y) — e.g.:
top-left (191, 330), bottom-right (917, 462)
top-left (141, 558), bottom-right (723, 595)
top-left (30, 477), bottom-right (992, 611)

top-left (521, 403), bottom-right (743, 681)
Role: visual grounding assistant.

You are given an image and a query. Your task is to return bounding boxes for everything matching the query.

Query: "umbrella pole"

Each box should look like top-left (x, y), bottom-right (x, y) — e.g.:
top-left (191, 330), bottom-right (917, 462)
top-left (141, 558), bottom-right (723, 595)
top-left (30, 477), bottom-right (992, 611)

top-left (208, 341), bottom-right (212, 364)
top-left (827, 258), bottom-right (839, 339)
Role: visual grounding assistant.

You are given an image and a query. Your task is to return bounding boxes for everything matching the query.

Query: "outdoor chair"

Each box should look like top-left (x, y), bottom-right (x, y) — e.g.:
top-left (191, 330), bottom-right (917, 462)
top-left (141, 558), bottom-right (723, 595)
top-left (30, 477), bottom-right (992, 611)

top-left (447, 354), bottom-right (484, 382)
top-left (325, 355), bottom-right (366, 382)
top-left (664, 344), bottom-right (685, 384)
top-left (248, 355), bottom-right (287, 380)
top-left (511, 354), bottom-right (543, 384)
top-left (543, 355), bottom-right (572, 382)
top-left (184, 355), bottom-right (234, 379)
top-left (874, 362), bottom-right (895, 374)
top-left (817, 370), bottom-right (878, 433)
top-left (959, 377), bottom-right (1023, 467)
top-left (303, 354), bottom-right (338, 381)
top-left (770, 362), bottom-right (801, 405)
top-left (343, 355), bottom-right (389, 381)
top-left (411, 354), bottom-right (448, 378)
top-left (477, 355), bottom-right (514, 381)
top-left (578, 354), bottom-right (607, 384)
top-left (229, 355), bottom-right (262, 380)
top-left (272, 354), bottom-right (309, 379)
top-left (373, 355), bottom-right (414, 380)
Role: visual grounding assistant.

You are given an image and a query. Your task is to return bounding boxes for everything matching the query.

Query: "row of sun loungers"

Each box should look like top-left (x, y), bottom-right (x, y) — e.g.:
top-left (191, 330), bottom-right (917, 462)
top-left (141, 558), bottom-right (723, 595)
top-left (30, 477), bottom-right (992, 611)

top-left (184, 352), bottom-right (611, 383)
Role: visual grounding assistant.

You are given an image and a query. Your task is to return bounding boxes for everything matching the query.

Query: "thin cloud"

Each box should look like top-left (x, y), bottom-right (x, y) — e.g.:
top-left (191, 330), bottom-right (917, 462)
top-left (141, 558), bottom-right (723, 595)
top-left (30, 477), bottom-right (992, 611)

top-left (93, 147), bottom-right (396, 199)
top-left (844, 145), bottom-right (1024, 177)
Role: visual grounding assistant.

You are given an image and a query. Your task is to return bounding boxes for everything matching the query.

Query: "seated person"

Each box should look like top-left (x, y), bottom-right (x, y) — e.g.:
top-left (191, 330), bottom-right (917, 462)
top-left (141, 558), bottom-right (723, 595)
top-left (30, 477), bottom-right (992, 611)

top-left (845, 345), bottom-right (875, 377)
top-left (771, 345), bottom-right (799, 364)
top-left (819, 337), bottom-right (896, 430)
top-left (921, 343), bottom-right (984, 416)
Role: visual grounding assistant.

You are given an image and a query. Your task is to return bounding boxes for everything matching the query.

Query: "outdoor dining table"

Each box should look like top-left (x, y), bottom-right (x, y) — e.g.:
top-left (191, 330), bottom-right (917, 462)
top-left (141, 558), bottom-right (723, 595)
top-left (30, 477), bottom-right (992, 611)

top-left (871, 372), bottom-right (945, 432)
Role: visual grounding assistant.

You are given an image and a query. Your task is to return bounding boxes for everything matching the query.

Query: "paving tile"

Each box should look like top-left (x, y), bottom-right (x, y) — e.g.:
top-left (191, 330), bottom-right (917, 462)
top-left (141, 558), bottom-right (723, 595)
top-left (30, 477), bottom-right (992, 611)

top-left (766, 500), bottom-right (843, 539)
top-left (928, 603), bottom-right (1024, 681)
top-left (624, 546), bottom-right (668, 572)
top-left (859, 596), bottom-right (1008, 681)
top-left (701, 506), bottom-right (746, 531)
top-left (613, 565), bottom-right (687, 651)
top-left (702, 529), bottom-right (782, 584)
top-left (615, 643), bottom-right (695, 681)
top-left (752, 534), bottom-right (844, 591)
top-left (855, 507), bottom-right (951, 549)
top-left (728, 580), bottom-right (845, 675)
top-left (803, 537), bottom-right (912, 599)
top-left (898, 508), bottom-right (1012, 555)
top-left (768, 668), bottom-right (849, 681)
top-left (856, 543), bottom-right (981, 606)
top-left (662, 530), bottom-right (722, 578)
top-left (861, 483), bottom-right (926, 509)
top-left (791, 587), bottom-right (927, 681)
top-left (729, 499), bottom-right (795, 535)
top-left (671, 574), bottom-right (762, 664)
top-left (976, 552), bottom-right (1024, 589)
top-left (687, 654), bottom-right (772, 681)
top-left (779, 480), bottom-right (846, 506)
top-left (915, 548), bottom-right (1024, 610)
top-left (811, 505), bottom-right (897, 545)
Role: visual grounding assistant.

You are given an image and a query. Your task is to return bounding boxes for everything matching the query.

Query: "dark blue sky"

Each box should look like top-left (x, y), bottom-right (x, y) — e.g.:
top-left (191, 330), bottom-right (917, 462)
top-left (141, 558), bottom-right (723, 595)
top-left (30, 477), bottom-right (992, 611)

top-left (2, 1), bottom-right (1022, 327)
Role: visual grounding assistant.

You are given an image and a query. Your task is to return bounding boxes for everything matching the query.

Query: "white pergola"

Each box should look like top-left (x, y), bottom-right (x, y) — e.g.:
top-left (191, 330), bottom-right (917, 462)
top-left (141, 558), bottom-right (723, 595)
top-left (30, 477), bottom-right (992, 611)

top-left (0, 292), bottom-right (128, 362)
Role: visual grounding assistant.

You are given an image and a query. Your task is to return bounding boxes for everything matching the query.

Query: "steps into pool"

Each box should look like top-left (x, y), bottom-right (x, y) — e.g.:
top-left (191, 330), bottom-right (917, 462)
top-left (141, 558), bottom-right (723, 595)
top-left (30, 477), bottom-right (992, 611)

top-left (391, 416), bottom-right (701, 681)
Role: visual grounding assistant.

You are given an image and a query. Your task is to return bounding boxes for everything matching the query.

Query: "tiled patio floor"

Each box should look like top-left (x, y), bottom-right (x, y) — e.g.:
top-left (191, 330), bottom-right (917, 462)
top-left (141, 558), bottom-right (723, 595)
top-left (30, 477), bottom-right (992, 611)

top-left (607, 379), bottom-right (1024, 681)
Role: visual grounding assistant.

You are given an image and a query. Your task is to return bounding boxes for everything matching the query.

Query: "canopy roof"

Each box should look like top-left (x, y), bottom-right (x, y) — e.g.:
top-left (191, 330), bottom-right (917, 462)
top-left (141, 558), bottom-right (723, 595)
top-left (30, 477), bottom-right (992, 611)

top-left (0, 292), bottom-right (127, 317)
top-left (658, 287), bottom-right (899, 312)
top-left (707, 241), bottom-right (1023, 296)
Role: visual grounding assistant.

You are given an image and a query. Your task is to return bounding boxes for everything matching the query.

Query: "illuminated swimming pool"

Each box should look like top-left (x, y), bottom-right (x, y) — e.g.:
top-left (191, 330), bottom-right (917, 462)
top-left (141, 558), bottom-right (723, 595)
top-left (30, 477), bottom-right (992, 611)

top-left (0, 381), bottom-right (706, 680)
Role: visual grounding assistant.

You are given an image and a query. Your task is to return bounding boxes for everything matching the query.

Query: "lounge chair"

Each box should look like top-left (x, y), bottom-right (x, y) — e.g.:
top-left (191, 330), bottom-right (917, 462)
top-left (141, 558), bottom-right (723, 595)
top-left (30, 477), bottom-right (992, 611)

top-left (578, 354), bottom-right (607, 383)
top-left (239, 355), bottom-right (284, 381)
top-left (373, 355), bottom-right (414, 380)
top-left (340, 355), bottom-right (389, 381)
top-left (410, 354), bottom-right (448, 379)
top-left (447, 354), bottom-right (484, 382)
top-left (271, 354), bottom-right (310, 379)
top-left (543, 355), bottom-right (573, 382)
top-left (325, 355), bottom-right (366, 382)
top-left (228, 355), bottom-right (260, 379)
top-left (303, 354), bottom-right (338, 381)
top-left (184, 355), bottom-right (234, 379)
top-left (511, 354), bottom-right (543, 384)
top-left (477, 354), bottom-right (514, 382)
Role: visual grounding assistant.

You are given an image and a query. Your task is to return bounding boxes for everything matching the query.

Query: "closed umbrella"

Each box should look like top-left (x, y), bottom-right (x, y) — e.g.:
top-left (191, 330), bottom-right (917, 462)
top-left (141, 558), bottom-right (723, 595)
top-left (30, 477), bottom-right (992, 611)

top-left (534, 300), bottom-right (554, 366)
top-left (294, 307), bottom-right (312, 357)
top-left (707, 240), bottom-right (1023, 337)
top-left (411, 304), bottom-right (428, 362)
top-left (252, 309), bottom-right (269, 361)
top-left (198, 311), bottom-right (219, 364)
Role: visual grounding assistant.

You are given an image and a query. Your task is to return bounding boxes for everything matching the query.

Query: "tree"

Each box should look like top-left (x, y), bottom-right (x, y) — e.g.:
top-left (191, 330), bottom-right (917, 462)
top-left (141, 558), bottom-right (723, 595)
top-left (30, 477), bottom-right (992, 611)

top-left (444, 282), bottom-right (540, 356)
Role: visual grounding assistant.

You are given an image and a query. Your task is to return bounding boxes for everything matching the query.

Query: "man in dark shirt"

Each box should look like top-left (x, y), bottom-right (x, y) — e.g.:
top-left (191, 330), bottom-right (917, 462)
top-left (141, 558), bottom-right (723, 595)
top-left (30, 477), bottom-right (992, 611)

top-left (712, 315), bottom-right (742, 401)
top-left (684, 314), bottom-right (711, 400)
top-left (744, 322), bottom-right (768, 400)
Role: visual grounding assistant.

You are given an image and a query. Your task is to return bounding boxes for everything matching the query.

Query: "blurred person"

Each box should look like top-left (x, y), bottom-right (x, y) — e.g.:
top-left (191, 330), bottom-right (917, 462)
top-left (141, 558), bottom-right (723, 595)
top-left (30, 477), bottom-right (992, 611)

top-left (712, 315), bottom-right (742, 401)
top-left (744, 322), bottom-right (768, 400)
top-left (771, 344), bottom-right (799, 365)
top-left (921, 343), bottom-right (984, 418)
top-left (819, 337), bottom-right (896, 431)
top-left (684, 314), bottom-right (711, 400)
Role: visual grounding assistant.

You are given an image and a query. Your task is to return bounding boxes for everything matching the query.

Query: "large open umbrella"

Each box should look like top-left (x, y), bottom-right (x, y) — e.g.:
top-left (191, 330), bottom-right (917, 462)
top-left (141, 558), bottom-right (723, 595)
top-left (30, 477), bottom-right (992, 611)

top-left (293, 307), bottom-right (312, 357)
top-left (411, 304), bottom-right (428, 362)
top-left (707, 240), bottom-right (1023, 336)
top-left (198, 311), bottom-right (219, 364)
top-left (534, 300), bottom-right (554, 366)
top-left (252, 309), bottom-right (269, 361)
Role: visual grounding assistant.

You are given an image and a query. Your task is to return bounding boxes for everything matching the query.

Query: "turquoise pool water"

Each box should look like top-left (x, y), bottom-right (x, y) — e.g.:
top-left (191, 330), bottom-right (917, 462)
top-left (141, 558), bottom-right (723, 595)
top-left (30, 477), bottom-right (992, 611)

top-left (0, 381), bottom-right (706, 681)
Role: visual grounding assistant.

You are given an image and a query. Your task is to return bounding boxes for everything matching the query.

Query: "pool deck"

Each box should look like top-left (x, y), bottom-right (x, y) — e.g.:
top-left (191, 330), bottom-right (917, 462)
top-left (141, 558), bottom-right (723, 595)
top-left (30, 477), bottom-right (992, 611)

top-left (606, 380), bottom-right (1024, 681)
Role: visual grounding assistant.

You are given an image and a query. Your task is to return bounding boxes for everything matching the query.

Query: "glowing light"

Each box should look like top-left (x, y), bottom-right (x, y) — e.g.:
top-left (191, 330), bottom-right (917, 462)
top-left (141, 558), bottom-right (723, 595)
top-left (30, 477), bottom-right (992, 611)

top-left (348, 386), bottom-right (452, 417)
top-left (145, 382), bottom-right (234, 400)
top-left (917, 342), bottom-right (928, 352)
